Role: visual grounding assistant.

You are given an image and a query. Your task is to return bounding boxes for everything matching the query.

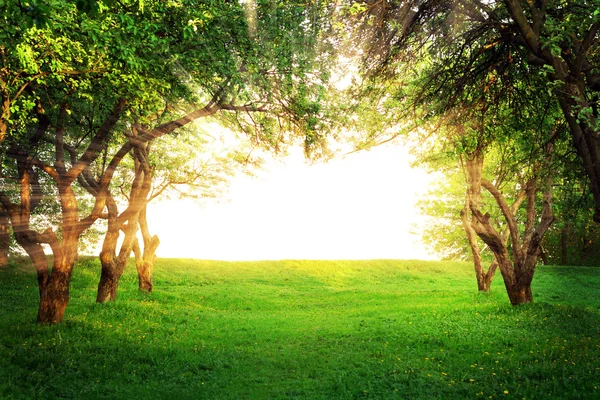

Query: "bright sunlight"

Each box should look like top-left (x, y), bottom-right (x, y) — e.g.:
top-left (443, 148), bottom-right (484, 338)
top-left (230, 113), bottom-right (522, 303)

top-left (147, 143), bottom-right (436, 261)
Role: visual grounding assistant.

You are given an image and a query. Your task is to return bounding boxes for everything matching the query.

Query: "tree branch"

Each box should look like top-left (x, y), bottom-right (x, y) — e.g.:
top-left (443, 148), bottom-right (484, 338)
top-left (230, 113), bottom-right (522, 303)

top-left (481, 179), bottom-right (521, 266)
top-left (503, 0), bottom-right (541, 55)
top-left (66, 97), bottom-right (127, 184)
top-left (54, 102), bottom-right (68, 175)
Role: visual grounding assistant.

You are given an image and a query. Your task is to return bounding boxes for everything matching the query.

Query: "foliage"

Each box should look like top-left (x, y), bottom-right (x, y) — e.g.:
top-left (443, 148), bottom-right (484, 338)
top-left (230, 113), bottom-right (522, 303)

top-left (336, 1), bottom-right (586, 276)
top-left (417, 167), bottom-right (474, 261)
top-left (2, 0), bottom-right (338, 149)
top-left (342, 0), bottom-right (600, 221)
top-left (543, 159), bottom-right (600, 266)
top-left (0, 0), bottom-right (342, 323)
top-left (1, 257), bottom-right (600, 399)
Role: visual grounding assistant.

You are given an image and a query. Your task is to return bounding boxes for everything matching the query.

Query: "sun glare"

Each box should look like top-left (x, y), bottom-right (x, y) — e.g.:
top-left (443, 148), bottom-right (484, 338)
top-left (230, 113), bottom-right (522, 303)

top-left (147, 143), bottom-right (437, 261)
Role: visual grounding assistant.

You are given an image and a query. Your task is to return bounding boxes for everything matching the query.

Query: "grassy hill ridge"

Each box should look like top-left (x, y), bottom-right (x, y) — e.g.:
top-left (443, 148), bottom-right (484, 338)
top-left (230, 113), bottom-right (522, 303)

top-left (1, 258), bottom-right (599, 399)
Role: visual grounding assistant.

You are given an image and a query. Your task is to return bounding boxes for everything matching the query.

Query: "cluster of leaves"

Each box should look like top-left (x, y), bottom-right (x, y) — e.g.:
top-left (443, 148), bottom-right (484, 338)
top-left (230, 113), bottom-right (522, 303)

top-left (334, 0), bottom-right (600, 266)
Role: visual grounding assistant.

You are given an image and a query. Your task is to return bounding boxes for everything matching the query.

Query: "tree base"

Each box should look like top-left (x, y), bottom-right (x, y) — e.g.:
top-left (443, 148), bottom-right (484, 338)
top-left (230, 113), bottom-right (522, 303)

top-left (37, 290), bottom-right (69, 324)
top-left (96, 272), bottom-right (119, 303)
top-left (137, 262), bottom-right (153, 292)
top-left (507, 286), bottom-right (533, 305)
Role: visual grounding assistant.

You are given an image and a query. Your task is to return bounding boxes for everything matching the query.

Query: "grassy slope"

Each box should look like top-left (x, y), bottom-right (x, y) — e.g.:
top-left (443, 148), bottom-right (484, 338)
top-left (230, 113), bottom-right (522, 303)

top-left (1, 258), bottom-right (599, 399)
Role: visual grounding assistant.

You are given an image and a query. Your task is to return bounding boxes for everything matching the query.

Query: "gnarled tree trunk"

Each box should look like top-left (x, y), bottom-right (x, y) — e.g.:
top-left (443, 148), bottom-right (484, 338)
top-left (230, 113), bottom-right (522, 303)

top-left (96, 193), bottom-right (142, 302)
top-left (461, 190), bottom-right (497, 292)
top-left (134, 205), bottom-right (160, 292)
top-left (462, 152), bottom-right (528, 293)
top-left (465, 148), bottom-right (554, 306)
top-left (37, 263), bottom-right (73, 324)
top-left (96, 213), bottom-right (140, 303)
top-left (462, 154), bottom-right (498, 292)
top-left (35, 183), bottom-right (83, 324)
top-left (96, 144), bottom-right (153, 302)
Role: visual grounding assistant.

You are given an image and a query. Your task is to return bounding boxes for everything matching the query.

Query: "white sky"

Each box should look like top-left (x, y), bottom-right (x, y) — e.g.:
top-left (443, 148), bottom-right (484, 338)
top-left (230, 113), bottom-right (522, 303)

top-left (146, 143), bottom-right (438, 261)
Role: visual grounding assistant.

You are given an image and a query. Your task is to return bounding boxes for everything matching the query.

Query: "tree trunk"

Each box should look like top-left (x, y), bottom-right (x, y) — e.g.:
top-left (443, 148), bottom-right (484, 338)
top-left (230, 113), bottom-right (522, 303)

top-left (96, 203), bottom-right (140, 303)
top-left (96, 228), bottom-right (139, 303)
top-left (136, 258), bottom-right (154, 292)
top-left (479, 259), bottom-right (497, 292)
top-left (556, 90), bottom-right (600, 222)
top-left (96, 145), bottom-right (152, 302)
top-left (560, 223), bottom-right (569, 265)
top-left (506, 283), bottom-right (533, 305)
top-left (37, 269), bottom-right (71, 324)
top-left (96, 194), bottom-right (123, 303)
top-left (36, 185), bottom-right (82, 324)
top-left (462, 200), bottom-right (496, 292)
top-left (97, 256), bottom-right (121, 303)
top-left (0, 205), bottom-right (9, 267)
top-left (463, 153), bottom-right (499, 292)
top-left (136, 205), bottom-right (159, 292)
top-left (36, 240), bottom-right (78, 325)
top-left (133, 240), bottom-right (155, 292)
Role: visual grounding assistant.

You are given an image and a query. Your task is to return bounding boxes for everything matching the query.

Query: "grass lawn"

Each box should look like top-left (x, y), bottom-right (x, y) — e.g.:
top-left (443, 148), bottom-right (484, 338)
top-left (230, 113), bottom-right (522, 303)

top-left (1, 258), bottom-right (599, 399)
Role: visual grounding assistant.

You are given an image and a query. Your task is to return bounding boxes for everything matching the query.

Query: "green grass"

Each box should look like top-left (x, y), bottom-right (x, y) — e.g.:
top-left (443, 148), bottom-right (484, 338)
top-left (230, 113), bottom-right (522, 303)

top-left (1, 258), bottom-right (599, 399)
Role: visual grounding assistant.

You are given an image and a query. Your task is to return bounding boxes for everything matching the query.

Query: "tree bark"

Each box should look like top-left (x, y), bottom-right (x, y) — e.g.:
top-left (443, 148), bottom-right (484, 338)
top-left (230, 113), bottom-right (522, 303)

top-left (461, 195), bottom-right (496, 292)
top-left (35, 185), bottom-right (81, 324)
top-left (506, 282), bottom-right (533, 305)
top-left (560, 223), bottom-right (569, 265)
top-left (37, 267), bottom-right (72, 324)
top-left (96, 196), bottom-right (142, 303)
top-left (96, 260), bottom-right (120, 303)
top-left (135, 205), bottom-right (160, 292)
top-left (96, 144), bottom-right (153, 302)
top-left (0, 205), bottom-right (10, 267)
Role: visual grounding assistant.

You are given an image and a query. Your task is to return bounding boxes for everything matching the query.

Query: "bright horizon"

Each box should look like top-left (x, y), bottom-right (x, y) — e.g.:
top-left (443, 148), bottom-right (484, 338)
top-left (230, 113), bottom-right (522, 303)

top-left (146, 143), bottom-right (438, 261)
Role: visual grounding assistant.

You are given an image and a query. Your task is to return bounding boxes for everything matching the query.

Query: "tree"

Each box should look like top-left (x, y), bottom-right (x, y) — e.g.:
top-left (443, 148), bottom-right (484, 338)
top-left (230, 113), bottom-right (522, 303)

top-left (464, 140), bottom-right (555, 304)
top-left (1, 0), bottom-right (337, 323)
top-left (412, 140), bottom-right (503, 291)
top-left (338, 0), bottom-right (592, 302)
top-left (94, 141), bottom-right (152, 303)
top-left (410, 106), bottom-right (560, 300)
top-left (501, 0), bottom-right (600, 222)
top-left (344, 0), bottom-right (600, 223)
top-left (93, 124), bottom-right (248, 302)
